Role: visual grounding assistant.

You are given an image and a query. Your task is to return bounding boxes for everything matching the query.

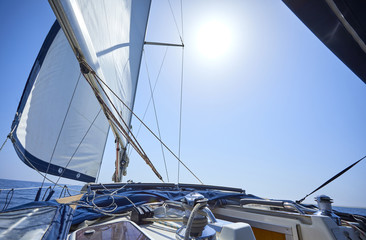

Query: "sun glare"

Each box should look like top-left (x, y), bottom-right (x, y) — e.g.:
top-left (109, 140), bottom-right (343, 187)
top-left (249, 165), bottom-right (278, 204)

top-left (196, 20), bottom-right (232, 59)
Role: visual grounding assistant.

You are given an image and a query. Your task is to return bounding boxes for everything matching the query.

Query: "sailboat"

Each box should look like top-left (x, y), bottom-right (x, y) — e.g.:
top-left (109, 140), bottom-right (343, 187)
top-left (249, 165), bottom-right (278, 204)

top-left (0, 0), bottom-right (366, 239)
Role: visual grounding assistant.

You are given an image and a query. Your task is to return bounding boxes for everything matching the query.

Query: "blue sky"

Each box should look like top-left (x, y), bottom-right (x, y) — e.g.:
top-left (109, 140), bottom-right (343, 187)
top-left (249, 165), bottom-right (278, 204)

top-left (0, 0), bottom-right (365, 208)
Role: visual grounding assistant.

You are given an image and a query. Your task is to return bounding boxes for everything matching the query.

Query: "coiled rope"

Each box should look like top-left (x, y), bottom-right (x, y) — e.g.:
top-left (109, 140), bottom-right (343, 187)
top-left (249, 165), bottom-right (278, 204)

top-left (65, 183), bottom-right (137, 217)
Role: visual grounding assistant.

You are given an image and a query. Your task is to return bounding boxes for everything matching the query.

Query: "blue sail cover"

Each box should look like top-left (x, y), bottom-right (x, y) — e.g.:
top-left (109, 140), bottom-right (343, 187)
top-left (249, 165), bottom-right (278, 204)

top-left (71, 189), bottom-right (258, 225)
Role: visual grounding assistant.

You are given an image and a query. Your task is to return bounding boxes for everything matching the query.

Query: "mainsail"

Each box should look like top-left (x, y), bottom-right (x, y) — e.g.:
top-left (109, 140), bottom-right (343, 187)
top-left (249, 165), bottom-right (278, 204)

top-left (11, 0), bottom-right (152, 182)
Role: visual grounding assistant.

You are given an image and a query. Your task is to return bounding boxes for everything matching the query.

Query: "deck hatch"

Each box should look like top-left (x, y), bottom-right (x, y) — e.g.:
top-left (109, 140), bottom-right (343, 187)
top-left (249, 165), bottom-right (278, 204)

top-left (75, 220), bottom-right (150, 240)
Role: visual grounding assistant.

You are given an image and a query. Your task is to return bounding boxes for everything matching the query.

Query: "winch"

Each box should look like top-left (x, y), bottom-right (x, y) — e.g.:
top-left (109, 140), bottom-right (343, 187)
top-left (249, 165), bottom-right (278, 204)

top-left (176, 192), bottom-right (216, 240)
top-left (315, 195), bottom-right (341, 225)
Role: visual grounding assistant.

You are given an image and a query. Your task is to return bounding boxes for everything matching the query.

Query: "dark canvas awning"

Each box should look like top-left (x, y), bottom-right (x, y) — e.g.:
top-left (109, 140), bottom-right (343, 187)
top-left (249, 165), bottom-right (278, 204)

top-left (283, 0), bottom-right (366, 84)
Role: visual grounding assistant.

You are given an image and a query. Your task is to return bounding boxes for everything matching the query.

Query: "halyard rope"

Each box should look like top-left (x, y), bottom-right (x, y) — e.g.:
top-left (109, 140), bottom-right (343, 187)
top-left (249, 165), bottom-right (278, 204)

top-left (66, 182), bottom-right (137, 217)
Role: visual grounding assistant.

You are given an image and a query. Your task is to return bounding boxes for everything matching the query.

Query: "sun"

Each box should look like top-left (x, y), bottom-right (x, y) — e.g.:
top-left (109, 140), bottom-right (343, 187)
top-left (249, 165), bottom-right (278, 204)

top-left (196, 19), bottom-right (233, 59)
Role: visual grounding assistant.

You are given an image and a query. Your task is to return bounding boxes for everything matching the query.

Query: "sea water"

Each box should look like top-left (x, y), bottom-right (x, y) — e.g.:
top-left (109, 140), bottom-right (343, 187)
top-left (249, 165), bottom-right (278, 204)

top-left (0, 178), bottom-right (365, 216)
top-left (0, 178), bottom-right (82, 210)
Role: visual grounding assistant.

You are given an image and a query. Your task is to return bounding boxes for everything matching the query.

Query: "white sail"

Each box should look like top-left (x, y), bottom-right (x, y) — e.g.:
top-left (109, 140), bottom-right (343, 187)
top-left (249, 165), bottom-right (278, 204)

top-left (11, 0), bottom-right (151, 182)
top-left (49, 0), bottom-right (152, 181)
top-left (11, 22), bottom-right (109, 182)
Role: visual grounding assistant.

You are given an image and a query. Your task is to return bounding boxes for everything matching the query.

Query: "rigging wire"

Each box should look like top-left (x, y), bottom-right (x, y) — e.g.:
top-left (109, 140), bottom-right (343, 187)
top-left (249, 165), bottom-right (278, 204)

top-left (85, 62), bottom-right (202, 184)
top-left (131, 0), bottom-right (188, 184)
top-left (177, 0), bottom-right (184, 183)
top-left (80, 60), bottom-right (202, 184)
top-left (143, 50), bottom-right (170, 182)
top-left (80, 61), bottom-right (164, 182)
top-left (128, 47), bottom-right (169, 156)
top-left (178, 48), bottom-right (184, 183)
top-left (0, 136), bottom-right (9, 152)
top-left (297, 155), bottom-right (366, 203)
top-left (0, 127), bottom-right (16, 152)
top-left (167, 0), bottom-right (184, 44)
top-left (92, 78), bottom-right (163, 182)
top-left (5, 1), bottom-right (199, 187)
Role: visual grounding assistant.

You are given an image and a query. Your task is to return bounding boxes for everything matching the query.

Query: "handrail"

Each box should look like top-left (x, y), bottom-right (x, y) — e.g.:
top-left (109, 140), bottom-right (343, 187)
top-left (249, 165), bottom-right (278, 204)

top-left (86, 182), bottom-right (245, 193)
top-left (178, 183), bottom-right (244, 193)
top-left (240, 198), bottom-right (305, 214)
top-left (240, 199), bottom-right (283, 207)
